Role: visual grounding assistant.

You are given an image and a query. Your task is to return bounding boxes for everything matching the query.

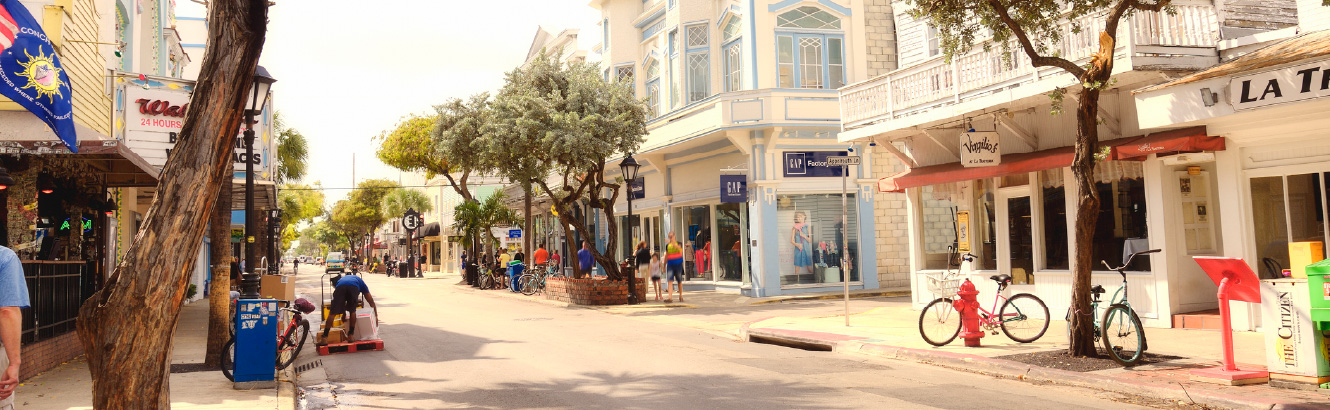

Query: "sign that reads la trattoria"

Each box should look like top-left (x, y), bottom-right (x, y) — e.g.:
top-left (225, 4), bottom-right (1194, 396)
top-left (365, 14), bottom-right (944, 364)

top-left (1230, 58), bottom-right (1330, 111)
top-left (959, 131), bottom-right (1000, 167)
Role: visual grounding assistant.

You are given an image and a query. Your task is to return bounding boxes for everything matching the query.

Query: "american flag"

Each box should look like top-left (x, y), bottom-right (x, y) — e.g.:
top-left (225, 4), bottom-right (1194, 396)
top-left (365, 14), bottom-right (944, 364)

top-left (0, 3), bottom-right (17, 53)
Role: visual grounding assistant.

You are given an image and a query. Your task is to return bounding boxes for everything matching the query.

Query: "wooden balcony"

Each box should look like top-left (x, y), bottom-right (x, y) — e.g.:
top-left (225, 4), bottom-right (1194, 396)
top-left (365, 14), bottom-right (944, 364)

top-left (840, 2), bottom-right (1220, 132)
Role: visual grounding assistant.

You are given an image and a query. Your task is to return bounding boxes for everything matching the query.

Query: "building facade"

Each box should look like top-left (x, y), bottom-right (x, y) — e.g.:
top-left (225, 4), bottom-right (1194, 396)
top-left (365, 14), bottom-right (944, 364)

top-left (839, 0), bottom-right (1299, 329)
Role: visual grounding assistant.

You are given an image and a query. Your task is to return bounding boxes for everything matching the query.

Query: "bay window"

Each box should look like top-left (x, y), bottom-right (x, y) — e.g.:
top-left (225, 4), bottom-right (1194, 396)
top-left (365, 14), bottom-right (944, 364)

top-left (775, 7), bottom-right (844, 89)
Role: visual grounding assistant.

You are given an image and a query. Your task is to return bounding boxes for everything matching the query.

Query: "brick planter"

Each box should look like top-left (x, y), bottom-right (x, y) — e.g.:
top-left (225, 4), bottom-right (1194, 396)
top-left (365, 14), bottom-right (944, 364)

top-left (544, 277), bottom-right (648, 306)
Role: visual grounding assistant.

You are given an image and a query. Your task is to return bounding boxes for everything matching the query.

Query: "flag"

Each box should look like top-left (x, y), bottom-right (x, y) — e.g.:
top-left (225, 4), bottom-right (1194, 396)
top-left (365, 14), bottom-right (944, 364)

top-left (0, 0), bottom-right (77, 152)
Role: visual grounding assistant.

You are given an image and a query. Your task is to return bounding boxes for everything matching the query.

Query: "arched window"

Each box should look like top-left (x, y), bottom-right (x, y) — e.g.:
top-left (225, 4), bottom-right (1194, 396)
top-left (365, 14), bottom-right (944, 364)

top-left (644, 58), bottom-right (660, 117)
top-left (721, 17), bottom-right (743, 92)
top-left (775, 6), bottom-right (844, 89)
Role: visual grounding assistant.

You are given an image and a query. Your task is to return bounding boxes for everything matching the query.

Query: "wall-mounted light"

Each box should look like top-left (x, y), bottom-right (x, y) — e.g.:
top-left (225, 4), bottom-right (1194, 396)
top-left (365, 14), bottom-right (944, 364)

top-left (1187, 166), bottom-right (1202, 175)
top-left (37, 174), bottom-right (53, 194)
top-left (1199, 88), bottom-right (1219, 107)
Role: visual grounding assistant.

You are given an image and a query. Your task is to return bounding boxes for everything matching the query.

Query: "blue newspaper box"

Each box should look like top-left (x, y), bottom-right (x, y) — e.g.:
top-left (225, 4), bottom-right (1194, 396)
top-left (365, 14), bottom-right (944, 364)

top-left (234, 299), bottom-right (278, 385)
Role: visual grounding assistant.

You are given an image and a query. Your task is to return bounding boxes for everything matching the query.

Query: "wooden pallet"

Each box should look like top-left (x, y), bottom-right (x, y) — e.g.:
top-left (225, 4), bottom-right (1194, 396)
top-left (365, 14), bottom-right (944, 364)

top-left (317, 339), bottom-right (384, 356)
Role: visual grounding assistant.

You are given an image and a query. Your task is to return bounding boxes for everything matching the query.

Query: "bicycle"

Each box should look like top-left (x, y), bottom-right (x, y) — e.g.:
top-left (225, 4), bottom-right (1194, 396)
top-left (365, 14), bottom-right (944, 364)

top-left (1082, 248), bottom-right (1156, 365)
top-left (478, 266), bottom-right (505, 290)
top-left (221, 298), bottom-right (315, 381)
top-left (519, 265), bottom-right (549, 296)
top-left (918, 251), bottom-right (1050, 346)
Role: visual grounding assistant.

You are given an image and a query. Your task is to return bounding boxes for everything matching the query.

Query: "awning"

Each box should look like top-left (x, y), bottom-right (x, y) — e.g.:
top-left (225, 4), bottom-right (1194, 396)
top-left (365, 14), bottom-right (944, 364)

top-left (0, 140), bottom-right (160, 187)
top-left (414, 222), bottom-right (440, 239)
top-left (1112, 126), bottom-right (1225, 160)
top-left (878, 137), bottom-right (1141, 192)
top-left (229, 178), bottom-right (277, 211)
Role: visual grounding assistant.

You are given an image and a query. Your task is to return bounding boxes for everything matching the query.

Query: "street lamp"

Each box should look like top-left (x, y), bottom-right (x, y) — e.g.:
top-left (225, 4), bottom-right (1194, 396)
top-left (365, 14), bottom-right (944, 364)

top-left (240, 65), bottom-right (275, 299)
top-left (619, 154), bottom-right (640, 305)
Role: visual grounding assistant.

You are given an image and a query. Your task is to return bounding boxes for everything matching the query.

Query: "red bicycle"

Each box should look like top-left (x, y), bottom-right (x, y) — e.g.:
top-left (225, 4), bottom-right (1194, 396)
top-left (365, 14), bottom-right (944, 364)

top-left (918, 252), bottom-right (1050, 346)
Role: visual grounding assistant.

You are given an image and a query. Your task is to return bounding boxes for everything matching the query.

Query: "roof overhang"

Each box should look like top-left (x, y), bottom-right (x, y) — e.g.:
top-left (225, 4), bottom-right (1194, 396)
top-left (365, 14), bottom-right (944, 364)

top-left (0, 139), bottom-right (160, 187)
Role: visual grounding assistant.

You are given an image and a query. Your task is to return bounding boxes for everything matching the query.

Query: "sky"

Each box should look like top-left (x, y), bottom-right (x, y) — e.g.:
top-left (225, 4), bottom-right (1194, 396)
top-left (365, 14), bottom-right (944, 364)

top-left (176, 0), bottom-right (602, 205)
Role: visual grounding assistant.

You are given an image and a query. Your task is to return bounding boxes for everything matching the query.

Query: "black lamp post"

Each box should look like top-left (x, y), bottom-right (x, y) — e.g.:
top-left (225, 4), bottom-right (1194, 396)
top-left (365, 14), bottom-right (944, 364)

top-left (240, 65), bottom-right (276, 299)
top-left (619, 154), bottom-right (640, 305)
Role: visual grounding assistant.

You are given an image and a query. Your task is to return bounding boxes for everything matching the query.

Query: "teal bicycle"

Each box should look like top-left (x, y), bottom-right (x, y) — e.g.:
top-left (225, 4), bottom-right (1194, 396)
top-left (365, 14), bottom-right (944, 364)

top-left (1070, 248), bottom-right (1156, 365)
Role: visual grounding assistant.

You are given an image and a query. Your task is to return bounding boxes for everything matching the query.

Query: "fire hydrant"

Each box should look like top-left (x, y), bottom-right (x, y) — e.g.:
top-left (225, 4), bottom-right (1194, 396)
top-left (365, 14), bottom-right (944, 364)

top-left (952, 279), bottom-right (984, 347)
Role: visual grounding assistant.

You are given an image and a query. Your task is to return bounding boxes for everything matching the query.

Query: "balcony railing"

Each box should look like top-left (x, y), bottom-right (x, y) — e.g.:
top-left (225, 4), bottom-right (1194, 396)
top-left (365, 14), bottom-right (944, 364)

top-left (841, 2), bottom-right (1219, 128)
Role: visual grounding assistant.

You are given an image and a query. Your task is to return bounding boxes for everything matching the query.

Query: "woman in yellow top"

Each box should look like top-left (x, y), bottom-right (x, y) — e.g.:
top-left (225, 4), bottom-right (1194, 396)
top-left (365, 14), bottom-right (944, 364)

top-left (665, 232), bottom-right (684, 303)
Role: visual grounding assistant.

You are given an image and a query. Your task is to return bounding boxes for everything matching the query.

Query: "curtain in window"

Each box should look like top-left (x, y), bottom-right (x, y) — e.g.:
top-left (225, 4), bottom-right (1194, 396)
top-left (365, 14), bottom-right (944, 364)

top-left (1093, 160), bottom-right (1145, 183)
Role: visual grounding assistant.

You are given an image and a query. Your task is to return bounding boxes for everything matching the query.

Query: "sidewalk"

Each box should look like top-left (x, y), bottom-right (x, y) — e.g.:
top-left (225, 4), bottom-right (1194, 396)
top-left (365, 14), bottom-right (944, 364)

top-left (739, 302), bottom-right (1330, 409)
top-left (16, 299), bottom-right (294, 409)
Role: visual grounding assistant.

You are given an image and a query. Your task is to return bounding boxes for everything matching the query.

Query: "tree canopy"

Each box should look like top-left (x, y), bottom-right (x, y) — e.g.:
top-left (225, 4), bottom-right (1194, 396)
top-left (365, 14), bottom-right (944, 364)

top-left (381, 188), bottom-right (433, 220)
top-left (274, 112), bottom-right (309, 184)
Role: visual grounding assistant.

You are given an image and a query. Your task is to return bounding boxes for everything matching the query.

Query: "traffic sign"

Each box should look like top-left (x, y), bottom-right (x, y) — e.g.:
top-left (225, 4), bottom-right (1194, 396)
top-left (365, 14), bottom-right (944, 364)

top-left (827, 156), bottom-right (860, 166)
top-left (402, 208), bottom-right (422, 231)
top-left (508, 229), bottom-right (522, 239)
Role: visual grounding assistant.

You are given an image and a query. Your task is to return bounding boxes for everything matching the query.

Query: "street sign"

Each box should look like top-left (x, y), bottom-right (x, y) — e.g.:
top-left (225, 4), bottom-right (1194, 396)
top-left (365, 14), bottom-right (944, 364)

top-left (508, 229), bottom-right (522, 239)
top-left (827, 156), bottom-right (860, 166)
top-left (401, 209), bottom-right (422, 231)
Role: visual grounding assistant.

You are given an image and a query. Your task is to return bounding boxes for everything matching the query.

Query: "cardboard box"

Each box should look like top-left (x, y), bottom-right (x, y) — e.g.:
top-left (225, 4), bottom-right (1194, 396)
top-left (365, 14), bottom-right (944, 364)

top-left (349, 308), bottom-right (378, 341)
top-left (316, 328), bottom-right (346, 344)
top-left (1289, 242), bottom-right (1325, 279)
top-left (260, 274), bottom-right (295, 301)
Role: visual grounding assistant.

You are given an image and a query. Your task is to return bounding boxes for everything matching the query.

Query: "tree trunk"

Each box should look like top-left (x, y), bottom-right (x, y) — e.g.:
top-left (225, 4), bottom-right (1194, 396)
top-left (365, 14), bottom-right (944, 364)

top-left (204, 176), bottom-right (234, 367)
top-left (1068, 86), bottom-right (1103, 357)
top-left (76, 0), bottom-right (268, 407)
top-left (523, 183), bottom-right (532, 258)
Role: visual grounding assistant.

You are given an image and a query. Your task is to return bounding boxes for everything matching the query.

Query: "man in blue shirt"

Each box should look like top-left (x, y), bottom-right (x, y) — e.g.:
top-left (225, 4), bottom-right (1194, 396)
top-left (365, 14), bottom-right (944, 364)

top-left (318, 274), bottom-right (379, 345)
top-left (578, 241), bottom-right (594, 278)
top-left (0, 246), bottom-right (30, 406)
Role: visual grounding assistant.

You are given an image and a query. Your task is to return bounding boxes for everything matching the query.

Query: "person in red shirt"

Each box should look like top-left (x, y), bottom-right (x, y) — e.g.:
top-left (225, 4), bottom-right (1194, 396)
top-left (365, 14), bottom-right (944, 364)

top-left (533, 243), bottom-right (549, 267)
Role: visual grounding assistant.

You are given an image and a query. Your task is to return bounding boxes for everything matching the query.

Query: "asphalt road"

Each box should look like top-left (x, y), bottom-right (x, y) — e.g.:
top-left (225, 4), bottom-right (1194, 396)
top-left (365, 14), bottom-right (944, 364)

top-left (291, 270), bottom-right (1154, 409)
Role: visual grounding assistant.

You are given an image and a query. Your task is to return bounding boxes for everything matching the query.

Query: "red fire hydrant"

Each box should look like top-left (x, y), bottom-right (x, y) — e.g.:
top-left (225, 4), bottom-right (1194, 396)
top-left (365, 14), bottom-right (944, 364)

top-left (952, 279), bottom-right (984, 347)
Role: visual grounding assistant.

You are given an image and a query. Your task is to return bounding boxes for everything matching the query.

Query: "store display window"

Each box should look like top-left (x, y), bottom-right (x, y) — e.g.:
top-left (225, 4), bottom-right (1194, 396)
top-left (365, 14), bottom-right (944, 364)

top-left (777, 194), bottom-right (859, 286)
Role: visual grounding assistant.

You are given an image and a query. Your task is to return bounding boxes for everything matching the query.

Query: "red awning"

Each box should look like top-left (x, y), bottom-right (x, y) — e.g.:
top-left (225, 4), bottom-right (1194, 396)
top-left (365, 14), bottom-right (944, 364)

top-left (878, 137), bottom-right (1142, 192)
top-left (1112, 126), bottom-right (1225, 160)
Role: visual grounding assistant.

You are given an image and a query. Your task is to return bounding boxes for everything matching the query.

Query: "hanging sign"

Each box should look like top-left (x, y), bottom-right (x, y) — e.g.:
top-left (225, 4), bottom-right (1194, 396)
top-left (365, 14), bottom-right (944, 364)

top-left (783, 151), bottom-right (849, 177)
top-left (719, 175), bottom-right (747, 203)
top-left (629, 176), bottom-right (645, 199)
top-left (1230, 58), bottom-right (1330, 111)
top-left (401, 208), bottom-right (422, 232)
top-left (960, 131), bottom-right (1000, 167)
top-left (956, 211), bottom-right (971, 253)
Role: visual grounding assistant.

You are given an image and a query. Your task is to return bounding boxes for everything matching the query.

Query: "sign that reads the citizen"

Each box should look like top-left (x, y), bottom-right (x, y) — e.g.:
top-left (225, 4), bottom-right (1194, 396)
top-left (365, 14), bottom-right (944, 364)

top-left (1230, 58), bottom-right (1330, 111)
top-left (959, 131), bottom-right (1000, 167)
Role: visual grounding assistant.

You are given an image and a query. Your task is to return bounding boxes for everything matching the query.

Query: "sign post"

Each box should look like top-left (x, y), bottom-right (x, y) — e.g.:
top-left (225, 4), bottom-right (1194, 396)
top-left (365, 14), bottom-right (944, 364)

top-left (829, 155), bottom-right (860, 326)
top-left (1190, 257), bottom-right (1270, 385)
top-left (402, 208), bottom-right (422, 278)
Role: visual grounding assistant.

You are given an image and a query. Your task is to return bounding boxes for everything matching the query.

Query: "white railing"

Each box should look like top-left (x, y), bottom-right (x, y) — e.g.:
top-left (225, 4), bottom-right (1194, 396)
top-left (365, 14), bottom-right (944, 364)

top-left (841, 2), bottom-right (1219, 128)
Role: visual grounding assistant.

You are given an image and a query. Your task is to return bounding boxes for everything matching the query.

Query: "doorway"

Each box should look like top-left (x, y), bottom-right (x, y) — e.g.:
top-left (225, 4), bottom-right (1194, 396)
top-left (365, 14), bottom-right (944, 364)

top-left (997, 188), bottom-right (1035, 285)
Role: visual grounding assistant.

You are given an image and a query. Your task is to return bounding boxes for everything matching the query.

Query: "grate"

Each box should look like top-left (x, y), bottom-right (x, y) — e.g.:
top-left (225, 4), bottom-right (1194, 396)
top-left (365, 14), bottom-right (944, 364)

top-left (293, 359), bottom-right (322, 374)
top-left (169, 363), bottom-right (215, 374)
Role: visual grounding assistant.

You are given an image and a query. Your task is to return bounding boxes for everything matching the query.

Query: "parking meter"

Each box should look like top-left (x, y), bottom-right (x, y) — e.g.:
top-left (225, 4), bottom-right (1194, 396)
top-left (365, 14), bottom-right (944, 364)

top-left (233, 298), bottom-right (279, 386)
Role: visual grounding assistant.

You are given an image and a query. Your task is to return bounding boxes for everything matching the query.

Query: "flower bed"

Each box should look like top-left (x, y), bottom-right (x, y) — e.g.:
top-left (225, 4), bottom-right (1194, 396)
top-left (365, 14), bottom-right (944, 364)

top-left (544, 277), bottom-right (648, 305)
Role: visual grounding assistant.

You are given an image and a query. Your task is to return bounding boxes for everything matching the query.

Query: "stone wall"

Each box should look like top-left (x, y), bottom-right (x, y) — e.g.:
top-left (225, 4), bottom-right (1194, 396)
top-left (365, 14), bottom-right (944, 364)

top-left (19, 331), bottom-right (82, 381)
top-left (864, 0), bottom-right (899, 78)
top-left (871, 146), bottom-right (910, 289)
top-left (544, 277), bottom-right (647, 305)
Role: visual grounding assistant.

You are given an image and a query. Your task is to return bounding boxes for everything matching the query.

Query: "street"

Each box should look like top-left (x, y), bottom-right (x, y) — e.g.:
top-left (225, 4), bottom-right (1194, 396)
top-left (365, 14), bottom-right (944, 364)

top-left (292, 271), bottom-right (1153, 409)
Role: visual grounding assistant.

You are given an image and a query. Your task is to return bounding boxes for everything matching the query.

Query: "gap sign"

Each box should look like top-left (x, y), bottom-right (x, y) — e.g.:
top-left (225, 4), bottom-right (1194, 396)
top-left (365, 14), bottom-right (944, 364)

top-left (720, 174), bottom-right (747, 203)
top-left (783, 151), bottom-right (849, 177)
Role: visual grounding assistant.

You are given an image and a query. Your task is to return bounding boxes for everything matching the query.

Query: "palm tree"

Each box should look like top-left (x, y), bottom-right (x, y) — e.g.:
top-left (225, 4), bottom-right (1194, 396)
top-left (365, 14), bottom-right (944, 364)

top-left (452, 191), bottom-right (520, 254)
top-left (381, 188), bottom-right (433, 218)
top-left (274, 112), bottom-right (309, 184)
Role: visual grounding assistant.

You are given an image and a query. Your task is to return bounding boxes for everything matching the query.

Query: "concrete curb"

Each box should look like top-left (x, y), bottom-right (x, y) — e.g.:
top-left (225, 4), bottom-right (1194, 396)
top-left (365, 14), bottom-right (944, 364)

top-left (277, 365), bottom-right (297, 410)
top-left (743, 326), bottom-right (1324, 410)
top-left (747, 290), bottom-right (911, 305)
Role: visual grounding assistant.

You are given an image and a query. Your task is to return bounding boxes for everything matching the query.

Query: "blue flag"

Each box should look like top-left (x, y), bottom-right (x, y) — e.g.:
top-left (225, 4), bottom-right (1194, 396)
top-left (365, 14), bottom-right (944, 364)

top-left (0, 0), bottom-right (77, 152)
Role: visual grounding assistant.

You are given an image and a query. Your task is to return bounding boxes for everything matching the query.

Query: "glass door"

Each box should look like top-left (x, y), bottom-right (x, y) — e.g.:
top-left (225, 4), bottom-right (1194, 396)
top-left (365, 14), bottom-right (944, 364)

top-left (675, 205), bottom-right (714, 281)
top-left (997, 189), bottom-right (1036, 285)
top-left (715, 203), bottom-right (747, 283)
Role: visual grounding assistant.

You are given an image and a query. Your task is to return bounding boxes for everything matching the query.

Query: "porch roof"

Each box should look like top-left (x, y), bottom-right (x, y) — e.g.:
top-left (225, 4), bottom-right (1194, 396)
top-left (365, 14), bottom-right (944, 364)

top-left (1137, 29), bottom-right (1330, 93)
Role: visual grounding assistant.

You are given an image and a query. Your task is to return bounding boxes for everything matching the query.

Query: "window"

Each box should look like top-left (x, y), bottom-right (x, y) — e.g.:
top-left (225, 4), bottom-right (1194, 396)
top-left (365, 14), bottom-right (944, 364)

top-left (1091, 161), bottom-right (1150, 271)
top-left (674, 205), bottom-right (713, 280)
top-left (778, 194), bottom-right (859, 286)
top-left (777, 6), bottom-right (842, 29)
top-left (668, 30), bottom-right (680, 109)
top-left (616, 64), bottom-right (635, 96)
top-left (777, 34), bottom-right (844, 89)
top-left (685, 23), bottom-right (709, 103)
top-left (644, 59), bottom-right (660, 117)
top-left (921, 184), bottom-right (961, 270)
top-left (721, 18), bottom-right (742, 92)
top-left (1041, 168), bottom-right (1069, 270)
top-left (603, 19), bottom-right (610, 53)
top-left (1251, 172), bottom-right (1330, 279)
top-left (926, 25), bottom-right (941, 57)
top-left (974, 179), bottom-right (998, 270)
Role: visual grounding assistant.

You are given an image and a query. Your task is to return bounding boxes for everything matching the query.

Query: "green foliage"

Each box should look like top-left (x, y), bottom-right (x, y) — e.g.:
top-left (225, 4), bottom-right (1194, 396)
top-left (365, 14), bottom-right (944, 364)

top-left (274, 112), bottom-right (309, 184)
top-left (375, 113), bottom-right (447, 178)
top-left (434, 94), bottom-right (494, 184)
top-left (277, 183), bottom-right (325, 251)
top-left (452, 191), bottom-right (521, 251)
top-left (187, 284), bottom-right (197, 300)
top-left (381, 188), bottom-right (432, 219)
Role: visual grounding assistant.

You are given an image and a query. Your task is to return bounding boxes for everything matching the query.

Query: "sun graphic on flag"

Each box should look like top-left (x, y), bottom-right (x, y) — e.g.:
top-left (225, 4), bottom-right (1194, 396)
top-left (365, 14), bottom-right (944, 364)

top-left (14, 47), bottom-right (65, 103)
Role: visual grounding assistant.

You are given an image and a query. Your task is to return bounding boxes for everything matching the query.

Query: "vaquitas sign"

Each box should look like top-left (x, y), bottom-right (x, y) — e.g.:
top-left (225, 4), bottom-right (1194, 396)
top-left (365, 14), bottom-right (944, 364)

top-left (960, 131), bottom-right (1000, 167)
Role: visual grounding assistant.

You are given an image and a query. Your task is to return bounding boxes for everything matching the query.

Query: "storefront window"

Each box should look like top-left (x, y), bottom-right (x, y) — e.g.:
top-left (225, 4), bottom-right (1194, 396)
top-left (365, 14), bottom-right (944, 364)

top-left (1251, 173), bottom-right (1330, 278)
top-left (778, 194), bottom-right (859, 285)
top-left (921, 184), bottom-right (961, 270)
top-left (1041, 169), bottom-right (1069, 270)
top-left (973, 179), bottom-right (998, 270)
top-left (1091, 161), bottom-right (1150, 271)
top-left (674, 205), bottom-right (713, 280)
top-left (716, 203), bottom-right (746, 282)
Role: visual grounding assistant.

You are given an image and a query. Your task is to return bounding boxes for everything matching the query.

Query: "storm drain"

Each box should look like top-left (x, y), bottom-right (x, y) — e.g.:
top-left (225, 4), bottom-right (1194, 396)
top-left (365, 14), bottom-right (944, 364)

top-left (294, 359), bottom-right (322, 374)
top-left (169, 363), bottom-right (216, 374)
top-left (747, 335), bottom-right (833, 352)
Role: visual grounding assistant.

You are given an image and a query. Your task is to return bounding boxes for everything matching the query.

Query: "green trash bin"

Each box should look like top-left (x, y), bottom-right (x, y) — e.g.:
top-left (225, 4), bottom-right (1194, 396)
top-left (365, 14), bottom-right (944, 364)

top-left (1305, 258), bottom-right (1330, 330)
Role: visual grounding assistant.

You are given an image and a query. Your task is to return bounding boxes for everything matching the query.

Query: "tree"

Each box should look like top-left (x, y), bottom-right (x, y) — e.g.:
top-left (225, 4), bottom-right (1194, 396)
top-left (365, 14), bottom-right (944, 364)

top-left (489, 53), bottom-right (647, 280)
top-left (452, 191), bottom-right (520, 254)
top-left (274, 111), bottom-right (309, 184)
top-left (76, 0), bottom-right (269, 406)
top-left (906, 0), bottom-right (1170, 357)
top-left (277, 182), bottom-right (325, 249)
top-left (380, 187), bottom-right (433, 219)
top-left (376, 103), bottom-right (488, 203)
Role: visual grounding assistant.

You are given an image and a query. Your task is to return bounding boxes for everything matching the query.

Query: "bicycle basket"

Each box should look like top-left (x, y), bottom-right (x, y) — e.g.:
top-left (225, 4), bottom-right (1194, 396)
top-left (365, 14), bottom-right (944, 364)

top-left (925, 272), bottom-right (962, 298)
top-left (293, 298), bottom-right (316, 314)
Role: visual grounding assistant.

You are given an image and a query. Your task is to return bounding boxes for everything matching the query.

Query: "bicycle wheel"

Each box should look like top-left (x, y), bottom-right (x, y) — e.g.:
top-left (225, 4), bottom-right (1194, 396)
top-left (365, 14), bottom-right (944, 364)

top-left (1101, 304), bottom-right (1146, 365)
top-left (277, 319), bottom-right (310, 370)
top-left (479, 274), bottom-right (494, 290)
top-left (918, 298), bottom-right (961, 346)
top-left (520, 274), bottom-right (538, 296)
top-left (999, 293), bottom-right (1050, 343)
top-left (220, 336), bottom-right (236, 382)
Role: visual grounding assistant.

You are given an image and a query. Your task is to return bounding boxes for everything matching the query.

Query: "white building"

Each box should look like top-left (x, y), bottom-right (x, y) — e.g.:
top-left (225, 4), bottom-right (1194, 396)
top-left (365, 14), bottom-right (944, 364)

top-left (587, 0), bottom-right (897, 296)
top-left (839, 0), bottom-right (1299, 329)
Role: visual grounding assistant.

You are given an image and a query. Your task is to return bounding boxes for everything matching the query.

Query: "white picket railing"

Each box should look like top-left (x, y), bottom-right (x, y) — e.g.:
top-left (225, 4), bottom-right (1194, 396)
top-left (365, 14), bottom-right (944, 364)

top-left (841, 2), bottom-right (1219, 128)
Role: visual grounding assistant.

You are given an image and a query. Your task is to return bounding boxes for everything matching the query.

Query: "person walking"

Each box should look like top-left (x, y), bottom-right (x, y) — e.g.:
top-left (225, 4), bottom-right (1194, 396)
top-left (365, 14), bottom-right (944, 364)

top-left (665, 232), bottom-right (684, 303)
top-left (634, 241), bottom-right (650, 285)
top-left (292, 257), bottom-right (299, 275)
top-left (0, 246), bottom-right (29, 408)
top-left (578, 241), bottom-right (594, 279)
top-left (649, 252), bottom-right (663, 301)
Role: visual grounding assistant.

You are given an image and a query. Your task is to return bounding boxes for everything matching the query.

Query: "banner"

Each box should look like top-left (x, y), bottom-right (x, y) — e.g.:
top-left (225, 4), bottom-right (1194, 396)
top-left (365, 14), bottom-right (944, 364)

top-left (0, 0), bottom-right (77, 152)
top-left (629, 176), bottom-right (645, 199)
top-left (720, 175), bottom-right (747, 203)
top-left (782, 151), bottom-right (849, 177)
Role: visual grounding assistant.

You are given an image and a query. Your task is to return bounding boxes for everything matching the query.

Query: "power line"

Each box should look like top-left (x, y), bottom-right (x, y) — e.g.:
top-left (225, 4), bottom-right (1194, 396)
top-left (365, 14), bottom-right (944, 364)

top-left (277, 182), bottom-right (512, 191)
